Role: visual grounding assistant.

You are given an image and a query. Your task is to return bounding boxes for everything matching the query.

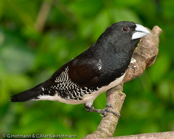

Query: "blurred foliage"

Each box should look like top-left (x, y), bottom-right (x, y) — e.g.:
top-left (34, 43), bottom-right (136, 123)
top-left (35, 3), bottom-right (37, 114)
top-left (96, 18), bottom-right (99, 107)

top-left (0, 0), bottom-right (174, 138)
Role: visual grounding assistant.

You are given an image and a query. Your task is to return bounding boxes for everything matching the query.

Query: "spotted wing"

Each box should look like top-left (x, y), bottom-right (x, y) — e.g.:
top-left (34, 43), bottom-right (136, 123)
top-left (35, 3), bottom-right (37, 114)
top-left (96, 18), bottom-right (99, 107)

top-left (42, 56), bottom-right (102, 100)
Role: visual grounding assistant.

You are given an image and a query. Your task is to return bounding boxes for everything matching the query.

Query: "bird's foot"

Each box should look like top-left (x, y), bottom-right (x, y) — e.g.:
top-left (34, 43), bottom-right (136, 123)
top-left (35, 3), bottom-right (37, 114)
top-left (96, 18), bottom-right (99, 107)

top-left (84, 103), bottom-right (120, 118)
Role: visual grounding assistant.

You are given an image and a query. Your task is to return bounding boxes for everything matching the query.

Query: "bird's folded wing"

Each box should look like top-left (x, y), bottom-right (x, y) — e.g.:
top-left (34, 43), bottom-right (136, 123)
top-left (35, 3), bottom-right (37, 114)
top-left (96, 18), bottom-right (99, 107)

top-left (49, 56), bottom-right (101, 88)
top-left (68, 57), bottom-right (101, 87)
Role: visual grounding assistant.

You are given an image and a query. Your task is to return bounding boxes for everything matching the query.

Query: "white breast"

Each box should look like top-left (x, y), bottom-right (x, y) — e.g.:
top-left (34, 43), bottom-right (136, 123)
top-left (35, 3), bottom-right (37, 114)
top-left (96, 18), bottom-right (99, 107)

top-left (83, 73), bottom-right (125, 107)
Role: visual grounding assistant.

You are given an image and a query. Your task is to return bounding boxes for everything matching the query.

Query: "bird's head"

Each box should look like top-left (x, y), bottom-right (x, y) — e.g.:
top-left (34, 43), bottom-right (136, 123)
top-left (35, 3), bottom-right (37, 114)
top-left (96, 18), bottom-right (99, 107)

top-left (97, 21), bottom-right (150, 52)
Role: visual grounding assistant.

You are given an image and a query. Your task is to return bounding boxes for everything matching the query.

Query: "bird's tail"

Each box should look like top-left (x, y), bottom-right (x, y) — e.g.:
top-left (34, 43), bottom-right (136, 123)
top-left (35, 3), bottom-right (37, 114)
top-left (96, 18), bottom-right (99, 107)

top-left (10, 83), bottom-right (43, 102)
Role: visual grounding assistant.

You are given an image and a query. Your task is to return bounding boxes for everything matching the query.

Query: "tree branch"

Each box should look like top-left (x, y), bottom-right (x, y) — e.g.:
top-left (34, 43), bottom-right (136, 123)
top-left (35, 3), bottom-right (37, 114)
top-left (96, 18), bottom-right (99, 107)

top-left (108, 131), bottom-right (174, 139)
top-left (35, 0), bottom-right (53, 32)
top-left (83, 26), bottom-right (163, 139)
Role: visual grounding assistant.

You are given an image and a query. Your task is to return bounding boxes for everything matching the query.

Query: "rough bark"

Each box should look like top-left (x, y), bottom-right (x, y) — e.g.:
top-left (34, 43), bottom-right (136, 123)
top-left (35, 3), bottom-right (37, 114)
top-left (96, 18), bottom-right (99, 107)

top-left (83, 26), bottom-right (164, 139)
top-left (108, 131), bottom-right (174, 139)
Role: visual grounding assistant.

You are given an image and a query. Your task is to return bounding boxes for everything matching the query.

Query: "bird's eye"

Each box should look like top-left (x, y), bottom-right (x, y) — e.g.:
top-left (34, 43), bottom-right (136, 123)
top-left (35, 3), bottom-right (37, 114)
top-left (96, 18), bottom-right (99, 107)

top-left (122, 26), bottom-right (129, 32)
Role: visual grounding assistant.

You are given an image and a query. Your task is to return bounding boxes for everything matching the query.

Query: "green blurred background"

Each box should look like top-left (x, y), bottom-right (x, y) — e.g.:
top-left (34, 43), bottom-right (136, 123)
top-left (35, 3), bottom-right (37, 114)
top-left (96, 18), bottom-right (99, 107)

top-left (0, 0), bottom-right (174, 138)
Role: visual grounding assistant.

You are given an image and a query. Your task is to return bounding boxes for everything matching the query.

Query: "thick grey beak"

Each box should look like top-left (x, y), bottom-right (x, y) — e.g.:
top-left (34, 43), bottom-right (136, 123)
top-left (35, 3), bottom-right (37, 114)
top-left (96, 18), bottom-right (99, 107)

top-left (132, 24), bottom-right (150, 40)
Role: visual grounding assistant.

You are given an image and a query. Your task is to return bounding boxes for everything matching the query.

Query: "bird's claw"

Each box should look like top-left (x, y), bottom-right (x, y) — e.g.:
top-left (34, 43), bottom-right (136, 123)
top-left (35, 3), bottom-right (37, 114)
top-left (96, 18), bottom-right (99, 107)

top-left (105, 103), bottom-right (113, 109)
top-left (84, 103), bottom-right (120, 118)
top-left (100, 104), bottom-right (120, 118)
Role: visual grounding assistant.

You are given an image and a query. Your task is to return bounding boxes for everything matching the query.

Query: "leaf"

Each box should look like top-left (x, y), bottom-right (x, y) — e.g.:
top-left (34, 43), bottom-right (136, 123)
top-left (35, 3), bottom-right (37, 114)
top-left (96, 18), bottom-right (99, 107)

top-left (157, 80), bottom-right (170, 100)
top-left (69, 0), bottom-right (102, 18)
top-left (5, 0), bottom-right (35, 27)
top-left (91, 10), bottom-right (111, 41)
top-left (0, 1), bottom-right (4, 19)
top-left (111, 8), bottom-right (141, 23)
top-left (148, 54), bottom-right (170, 84)
top-left (0, 28), bottom-right (35, 73)
top-left (0, 46), bottom-right (35, 73)
top-left (114, 0), bottom-right (141, 7)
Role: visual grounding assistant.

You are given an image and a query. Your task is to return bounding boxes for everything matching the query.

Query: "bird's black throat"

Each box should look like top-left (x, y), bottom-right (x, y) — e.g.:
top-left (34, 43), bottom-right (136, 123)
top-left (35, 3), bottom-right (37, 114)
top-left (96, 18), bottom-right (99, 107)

top-left (93, 38), bottom-right (140, 87)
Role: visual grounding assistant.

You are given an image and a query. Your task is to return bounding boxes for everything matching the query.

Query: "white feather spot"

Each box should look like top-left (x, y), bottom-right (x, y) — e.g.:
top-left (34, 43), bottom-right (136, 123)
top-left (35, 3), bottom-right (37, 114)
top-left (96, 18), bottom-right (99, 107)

top-left (130, 58), bottom-right (136, 64)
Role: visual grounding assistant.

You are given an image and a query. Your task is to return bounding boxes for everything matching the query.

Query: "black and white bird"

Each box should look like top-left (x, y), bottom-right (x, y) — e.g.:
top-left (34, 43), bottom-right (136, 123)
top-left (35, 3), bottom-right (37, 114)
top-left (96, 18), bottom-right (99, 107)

top-left (10, 21), bottom-right (150, 117)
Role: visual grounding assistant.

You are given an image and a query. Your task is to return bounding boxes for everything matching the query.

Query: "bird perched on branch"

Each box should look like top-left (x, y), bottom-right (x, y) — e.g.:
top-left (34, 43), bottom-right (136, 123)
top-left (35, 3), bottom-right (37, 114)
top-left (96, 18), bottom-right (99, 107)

top-left (10, 21), bottom-right (150, 117)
